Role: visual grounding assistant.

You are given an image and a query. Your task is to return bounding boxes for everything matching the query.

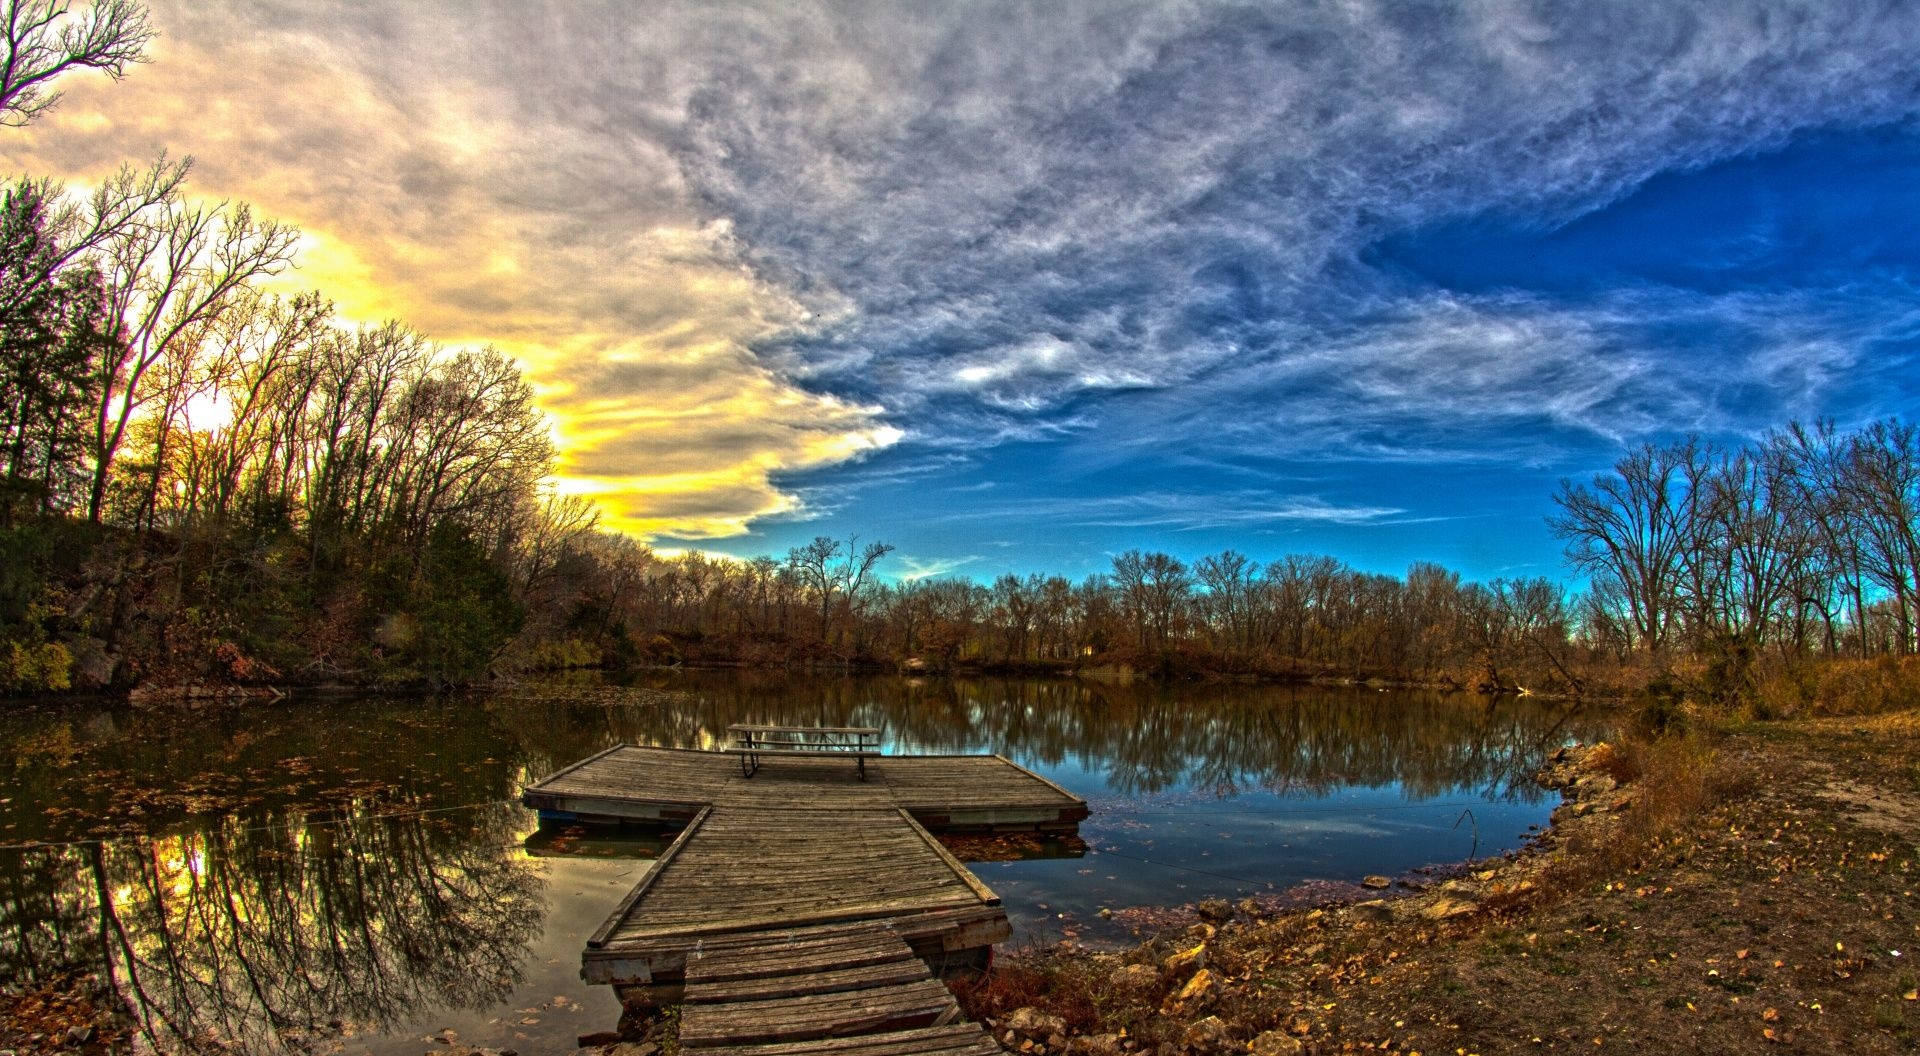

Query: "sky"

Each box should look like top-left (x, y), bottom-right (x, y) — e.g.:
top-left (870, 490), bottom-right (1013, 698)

top-left (8, 0), bottom-right (1920, 585)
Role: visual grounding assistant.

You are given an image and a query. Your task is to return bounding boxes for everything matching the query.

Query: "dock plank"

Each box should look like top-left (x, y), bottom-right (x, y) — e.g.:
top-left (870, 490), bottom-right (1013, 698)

top-left (690, 1026), bottom-right (1001, 1056)
top-left (677, 976), bottom-right (961, 1048)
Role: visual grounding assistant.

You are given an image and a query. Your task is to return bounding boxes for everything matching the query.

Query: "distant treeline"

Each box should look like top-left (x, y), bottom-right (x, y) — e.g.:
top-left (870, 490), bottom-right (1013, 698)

top-left (512, 414), bottom-right (1920, 712)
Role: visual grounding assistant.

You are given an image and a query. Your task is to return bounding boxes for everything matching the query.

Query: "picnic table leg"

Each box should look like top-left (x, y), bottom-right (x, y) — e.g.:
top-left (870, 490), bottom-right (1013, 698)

top-left (857, 754), bottom-right (866, 781)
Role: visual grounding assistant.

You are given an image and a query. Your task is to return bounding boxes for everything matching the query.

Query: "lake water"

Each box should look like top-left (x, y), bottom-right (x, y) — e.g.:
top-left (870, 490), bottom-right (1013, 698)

top-left (0, 673), bottom-right (1608, 1053)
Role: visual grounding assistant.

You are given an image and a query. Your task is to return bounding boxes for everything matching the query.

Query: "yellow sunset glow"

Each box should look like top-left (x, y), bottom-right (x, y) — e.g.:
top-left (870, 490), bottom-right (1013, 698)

top-left (7, 1), bottom-right (899, 542)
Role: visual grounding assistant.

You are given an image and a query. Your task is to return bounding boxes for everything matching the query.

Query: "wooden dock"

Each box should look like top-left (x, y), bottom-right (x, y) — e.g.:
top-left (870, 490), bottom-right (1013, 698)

top-left (523, 742), bottom-right (1087, 1051)
top-left (523, 744), bottom-right (1088, 831)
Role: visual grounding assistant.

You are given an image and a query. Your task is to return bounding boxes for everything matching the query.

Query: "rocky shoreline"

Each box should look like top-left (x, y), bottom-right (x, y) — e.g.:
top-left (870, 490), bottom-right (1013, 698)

top-left (974, 742), bottom-right (1638, 1055)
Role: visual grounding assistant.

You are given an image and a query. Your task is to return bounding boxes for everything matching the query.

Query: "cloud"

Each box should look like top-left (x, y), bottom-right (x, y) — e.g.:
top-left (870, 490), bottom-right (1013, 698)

top-left (1083, 284), bottom-right (1912, 475)
top-left (653, 0), bottom-right (1920, 432)
top-left (942, 491), bottom-right (1405, 533)
top-left (12, 0), bottom-right (1920, 543)
top-left (895, 554), bottom-right (981, 582)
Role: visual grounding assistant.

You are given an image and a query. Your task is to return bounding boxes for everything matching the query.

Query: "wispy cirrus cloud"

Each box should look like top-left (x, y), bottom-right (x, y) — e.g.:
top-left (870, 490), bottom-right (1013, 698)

top-left (894, 554), bottom-right (982, 582)
top-left (939, 491), bottom-right (1406, 533)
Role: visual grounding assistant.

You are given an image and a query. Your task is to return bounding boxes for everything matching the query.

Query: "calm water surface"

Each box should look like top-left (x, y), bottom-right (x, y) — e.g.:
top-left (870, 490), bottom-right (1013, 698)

top-left (0, 674), bottom-right (1607, 1053)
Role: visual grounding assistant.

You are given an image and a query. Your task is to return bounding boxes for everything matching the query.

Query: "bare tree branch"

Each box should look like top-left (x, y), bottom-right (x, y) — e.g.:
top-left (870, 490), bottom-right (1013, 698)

top-left (0, 0), bottom-right (151, 127)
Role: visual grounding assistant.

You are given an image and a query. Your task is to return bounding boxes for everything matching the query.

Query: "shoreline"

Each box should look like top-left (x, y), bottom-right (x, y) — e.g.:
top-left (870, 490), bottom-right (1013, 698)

top-left (7, 661), bottom-right (1526, 709)
top-left (949, 717), bottom-right (1920, 1055)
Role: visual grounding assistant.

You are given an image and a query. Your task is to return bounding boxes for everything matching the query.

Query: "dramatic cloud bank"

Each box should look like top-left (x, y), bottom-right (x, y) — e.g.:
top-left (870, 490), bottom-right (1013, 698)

top-left (12, 1), bottom-right (1920, 571)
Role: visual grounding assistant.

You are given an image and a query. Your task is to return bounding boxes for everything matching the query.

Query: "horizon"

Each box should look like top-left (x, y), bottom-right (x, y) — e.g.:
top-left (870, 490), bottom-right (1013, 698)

top-left (10, 0), bottom-right (1919, 586)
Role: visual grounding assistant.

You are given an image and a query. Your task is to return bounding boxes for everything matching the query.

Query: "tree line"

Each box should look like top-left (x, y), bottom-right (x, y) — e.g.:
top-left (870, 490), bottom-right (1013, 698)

top-left (0, 160), bottom-right (569, 688)
top-left (510, 413), bottom-right (1919, 709)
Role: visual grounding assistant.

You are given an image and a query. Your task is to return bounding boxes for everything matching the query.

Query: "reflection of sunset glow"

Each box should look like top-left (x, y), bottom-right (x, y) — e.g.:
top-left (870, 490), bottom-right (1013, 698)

top-left (26, 804), bottom-right (543, 1054)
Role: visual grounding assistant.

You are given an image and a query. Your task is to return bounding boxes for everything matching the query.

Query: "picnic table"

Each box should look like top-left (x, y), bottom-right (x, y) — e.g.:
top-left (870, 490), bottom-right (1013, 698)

top-left (726, 724), bottom-right (882, 780)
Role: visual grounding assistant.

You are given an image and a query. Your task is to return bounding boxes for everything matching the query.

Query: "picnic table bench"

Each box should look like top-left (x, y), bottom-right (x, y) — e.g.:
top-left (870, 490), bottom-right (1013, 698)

top-left (726, 724), bottom-right (882, 780)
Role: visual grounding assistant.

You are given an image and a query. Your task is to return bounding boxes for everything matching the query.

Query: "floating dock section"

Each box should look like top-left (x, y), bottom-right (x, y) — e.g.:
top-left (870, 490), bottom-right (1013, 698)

top-left (523, 744), bottom-right (1088, 832)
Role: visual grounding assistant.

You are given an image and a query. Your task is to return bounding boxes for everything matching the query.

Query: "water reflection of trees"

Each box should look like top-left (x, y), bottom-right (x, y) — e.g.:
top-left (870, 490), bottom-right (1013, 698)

top-left (0, 803), bottom-right (540, 1054)
top-left (496, 675), bottom-right (1610, 801)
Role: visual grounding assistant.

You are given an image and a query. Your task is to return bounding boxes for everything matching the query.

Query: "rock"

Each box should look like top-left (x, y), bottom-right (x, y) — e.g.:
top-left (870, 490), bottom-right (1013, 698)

top-left (1575, 773), bottom-right (1618, 796)
top-left (1162, 942), bottom-right (1207, 977)
top-left (1069, 1034), bottom-right (1127, 1056)
top-left (1249, 1030), bottom-right (1306, 1055)
top-left (69, 637), bottom-right (115, 689)
top-left (1349, 899), bottom-right (1394, 923)
top-left (1579, 742), bottom-right (1618, 773)
top-left (1005, 1007), bottom-right (1070, 1040)
top-left (604, 1044), bottom-right (658, 1056)
top-left (1161, 967), bottom-right (1221, 1015)
top-left (66, 1025), bottom-right (94, 1044)
top-left (577, 1031), bottom-right (623, 1047)
top-left (1196, 898), bottom-right (1233, 922)
top-left (1181, 1015), bottom-right (1230, 1051)
top-left (1361, 874), bottom-right (1392, 889)
top-left (1097, 907), bottom-right (1114, 919)
top-left (1422, 895), bottom-right (1480, 921)
top-left (1235, 897), bottom-right (1262, 918)
top-left (1185, 922), bottom-right (1216, 941)
top-left (1112, 963), bottom-right (1160, 990)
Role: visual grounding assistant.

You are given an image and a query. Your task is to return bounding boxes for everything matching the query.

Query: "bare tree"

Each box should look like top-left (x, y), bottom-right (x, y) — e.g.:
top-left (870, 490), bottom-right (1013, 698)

top-left (1836, 420), bottom-right (1920, 654)
top-left (0, 0), bottom-right (150, 127)
top-left (786, 535), bottom-right (893, 646)
top-left (1195, 550), bottom-right (1256, 655)
top-left (1550, 441), bottom-right (1699, 658)
top-left (90, 191), bottom-right (298, 522)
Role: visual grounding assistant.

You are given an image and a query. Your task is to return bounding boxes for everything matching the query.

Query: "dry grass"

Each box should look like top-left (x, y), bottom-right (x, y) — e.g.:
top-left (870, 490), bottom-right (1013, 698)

top-left (1750, 655), bottom-right (1920, 719)
top-left (1545, 731), bottom-right (1753, 889)
top-left (948, 951), bottom-right (1113, 1033)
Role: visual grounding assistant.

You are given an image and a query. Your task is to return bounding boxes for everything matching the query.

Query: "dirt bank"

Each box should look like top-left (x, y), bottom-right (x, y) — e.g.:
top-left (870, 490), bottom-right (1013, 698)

top-left (959, 715), bottom-right (1920, 1055)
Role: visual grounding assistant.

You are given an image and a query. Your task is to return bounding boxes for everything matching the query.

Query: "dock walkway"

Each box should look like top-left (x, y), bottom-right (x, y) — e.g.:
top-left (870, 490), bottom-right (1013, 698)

top-left (677, 920), bottom-right (995, 1053)
top-left (523, 742), bottom-right (1086, 1051)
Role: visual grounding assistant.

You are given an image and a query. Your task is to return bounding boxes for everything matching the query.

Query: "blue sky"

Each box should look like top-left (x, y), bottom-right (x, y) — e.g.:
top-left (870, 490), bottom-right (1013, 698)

top-left (16, 1), bottom-right (1920, 585)
top-left (679, 7), bottom-right (1920, 584)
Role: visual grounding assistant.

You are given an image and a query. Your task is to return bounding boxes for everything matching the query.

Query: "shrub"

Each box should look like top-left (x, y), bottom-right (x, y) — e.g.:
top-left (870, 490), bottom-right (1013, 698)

top-left (1804, 656), bottom-right (1920, 716)
top-left (1, 639), bottom-right (72, 692)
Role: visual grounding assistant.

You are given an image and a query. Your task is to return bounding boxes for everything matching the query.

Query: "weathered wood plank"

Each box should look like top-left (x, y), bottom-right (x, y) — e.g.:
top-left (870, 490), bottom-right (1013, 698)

top-left (686, 957), bottom-right (929, 1003)
top-left (586, 804), bottom-right (712, 949)
top-left (539, 741), bottom-right (1084, 1043)
top-left (522, 745), bottom-right (1085, 827)
top-left (677, 976), bottom-right (960, 1047)
top-left (689, 1025), bottom-right (1001, 1056)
